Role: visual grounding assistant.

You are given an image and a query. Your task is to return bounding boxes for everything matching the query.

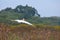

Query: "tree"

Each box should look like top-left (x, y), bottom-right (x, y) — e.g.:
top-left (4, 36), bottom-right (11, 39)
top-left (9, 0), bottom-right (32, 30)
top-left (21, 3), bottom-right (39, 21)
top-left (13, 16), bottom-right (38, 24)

top-left (4, 7), bottom-right (12, 11)
top-left (14, 5), bottom-right (40, 19)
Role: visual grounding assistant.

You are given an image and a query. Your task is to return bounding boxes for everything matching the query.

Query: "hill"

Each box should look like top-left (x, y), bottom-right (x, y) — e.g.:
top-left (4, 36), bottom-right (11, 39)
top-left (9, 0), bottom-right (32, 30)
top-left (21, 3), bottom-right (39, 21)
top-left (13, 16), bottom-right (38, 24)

top-left (0, 5), bottom-right (60, 25)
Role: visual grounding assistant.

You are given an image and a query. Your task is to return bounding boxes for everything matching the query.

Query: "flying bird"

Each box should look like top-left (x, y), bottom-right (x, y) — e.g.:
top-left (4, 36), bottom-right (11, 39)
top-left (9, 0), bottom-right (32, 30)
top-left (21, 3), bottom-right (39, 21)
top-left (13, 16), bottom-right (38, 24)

top-left (11, 19), bottom-right (33, 25)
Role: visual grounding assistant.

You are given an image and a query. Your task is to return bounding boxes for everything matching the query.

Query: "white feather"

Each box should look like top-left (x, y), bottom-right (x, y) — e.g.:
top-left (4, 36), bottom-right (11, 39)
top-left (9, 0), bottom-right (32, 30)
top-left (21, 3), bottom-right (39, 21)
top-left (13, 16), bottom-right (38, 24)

top-left (11, 20), bottom-right (32, 25)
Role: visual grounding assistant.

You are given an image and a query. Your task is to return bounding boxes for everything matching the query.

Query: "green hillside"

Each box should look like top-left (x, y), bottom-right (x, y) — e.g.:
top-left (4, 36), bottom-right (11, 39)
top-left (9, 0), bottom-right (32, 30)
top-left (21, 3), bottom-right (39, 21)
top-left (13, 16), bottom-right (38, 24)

top-left (0, 5), bottom-right (60, 25)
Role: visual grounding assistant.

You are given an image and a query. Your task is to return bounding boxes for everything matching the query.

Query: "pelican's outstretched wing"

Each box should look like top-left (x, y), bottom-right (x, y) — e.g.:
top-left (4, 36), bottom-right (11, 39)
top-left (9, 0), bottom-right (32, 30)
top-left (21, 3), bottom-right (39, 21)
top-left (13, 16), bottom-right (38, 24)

top-left (11, 20), bottom-right (33, 25)
top-left (22, 21), bottom-right (33, 25)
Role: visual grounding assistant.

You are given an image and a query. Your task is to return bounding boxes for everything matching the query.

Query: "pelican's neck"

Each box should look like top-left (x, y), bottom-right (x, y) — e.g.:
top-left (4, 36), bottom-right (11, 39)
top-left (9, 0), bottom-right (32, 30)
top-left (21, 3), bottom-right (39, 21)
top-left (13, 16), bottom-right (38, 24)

top-left (22, 18), bottom-right (25, 21)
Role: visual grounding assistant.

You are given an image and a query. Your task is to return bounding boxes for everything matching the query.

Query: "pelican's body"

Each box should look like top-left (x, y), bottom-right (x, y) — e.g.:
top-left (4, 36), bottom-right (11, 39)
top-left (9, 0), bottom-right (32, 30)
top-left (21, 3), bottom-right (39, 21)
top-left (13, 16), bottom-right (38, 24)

top-left (11, 19), bottom-right (32, 25)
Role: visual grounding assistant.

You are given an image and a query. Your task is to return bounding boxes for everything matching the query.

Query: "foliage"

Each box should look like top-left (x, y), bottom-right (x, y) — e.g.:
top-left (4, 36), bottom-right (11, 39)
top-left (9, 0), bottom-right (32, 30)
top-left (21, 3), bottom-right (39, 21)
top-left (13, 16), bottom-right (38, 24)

top-left (0, 5), bottom-right (60, 25)
top-left (0, 23), bottom-right (60, 40)
top-left (0, 5), bottom-right (60, 40)
top-left (14, 5), bottom-right (40, 19)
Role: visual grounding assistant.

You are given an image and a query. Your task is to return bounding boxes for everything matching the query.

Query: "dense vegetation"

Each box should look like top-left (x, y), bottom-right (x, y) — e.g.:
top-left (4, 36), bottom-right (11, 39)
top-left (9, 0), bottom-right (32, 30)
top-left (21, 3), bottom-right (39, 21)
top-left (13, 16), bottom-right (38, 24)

top-left (0, 5), bottom-right (60, 25)
top-left (0, 23), bottom-right (60, 40)
top-left (0, 5), bottom-right (60, 40)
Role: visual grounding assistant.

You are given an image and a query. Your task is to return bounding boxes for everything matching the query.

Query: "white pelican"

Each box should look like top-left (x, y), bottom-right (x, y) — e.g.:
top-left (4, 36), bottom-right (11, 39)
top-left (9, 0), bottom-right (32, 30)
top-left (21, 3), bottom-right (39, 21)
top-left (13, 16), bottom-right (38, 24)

top-left (11, 19), bottom-right (33, 25)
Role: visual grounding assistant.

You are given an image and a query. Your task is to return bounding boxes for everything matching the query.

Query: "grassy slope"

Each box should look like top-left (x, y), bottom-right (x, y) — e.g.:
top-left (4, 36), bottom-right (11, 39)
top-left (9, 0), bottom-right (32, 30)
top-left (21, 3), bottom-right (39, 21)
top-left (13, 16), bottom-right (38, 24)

top-left (0, 23), bottom-right (60, 40)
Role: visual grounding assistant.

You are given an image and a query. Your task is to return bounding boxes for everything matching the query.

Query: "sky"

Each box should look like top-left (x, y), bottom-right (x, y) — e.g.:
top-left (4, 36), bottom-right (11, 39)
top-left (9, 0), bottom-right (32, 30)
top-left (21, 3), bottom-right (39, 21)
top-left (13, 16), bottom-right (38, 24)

top-left (0, 0), bottom-right (60, 17)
